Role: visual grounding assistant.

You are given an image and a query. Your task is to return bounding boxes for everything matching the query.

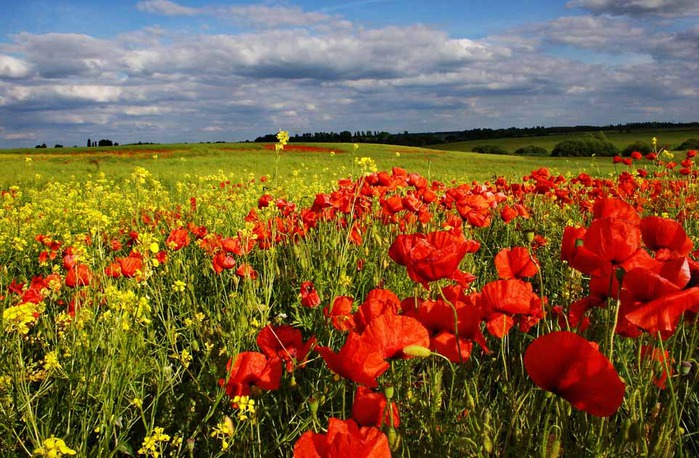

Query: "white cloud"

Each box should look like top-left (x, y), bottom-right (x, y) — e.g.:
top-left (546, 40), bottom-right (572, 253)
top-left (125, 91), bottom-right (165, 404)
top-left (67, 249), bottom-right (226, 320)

top-left (217, 4), bottom-right (332, 28)
top-left (0, 55), bottom-right (33, 78)
top-left (567, 0), bottom-right (699, 17)
top-left (136, 0), bottom-right (200, 16)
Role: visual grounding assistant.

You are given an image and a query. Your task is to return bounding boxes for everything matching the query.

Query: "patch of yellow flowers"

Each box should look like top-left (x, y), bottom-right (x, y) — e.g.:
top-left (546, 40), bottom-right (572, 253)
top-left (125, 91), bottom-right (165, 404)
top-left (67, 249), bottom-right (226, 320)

top-left (33, 436), bottom-right (77, 457)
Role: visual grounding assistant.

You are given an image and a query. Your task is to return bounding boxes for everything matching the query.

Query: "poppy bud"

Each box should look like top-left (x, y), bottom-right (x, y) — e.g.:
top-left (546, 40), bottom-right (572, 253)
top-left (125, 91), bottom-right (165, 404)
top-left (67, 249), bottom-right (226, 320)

top-left (402, 345), bottom-right (431, 358)
top-left (308, 397), bottom-right (319, 416)
top-left (575, 239), bottom-right (584, 248)
top-left (547, 438), bottom-right (561, 458)
top-left (384, 384), bottom-right (394, 401)
top-left (681, 361), bottom-right (692, 376)
top-left (524, 230), bottom-right (535, 243)
top-left (388, 427), bottom-right (401, 451)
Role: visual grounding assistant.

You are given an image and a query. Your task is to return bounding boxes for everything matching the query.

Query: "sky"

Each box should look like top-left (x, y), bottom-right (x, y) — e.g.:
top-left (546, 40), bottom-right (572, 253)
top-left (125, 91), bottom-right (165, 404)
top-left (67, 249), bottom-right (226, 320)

top-left (0, 0), bottom-right (698, 148)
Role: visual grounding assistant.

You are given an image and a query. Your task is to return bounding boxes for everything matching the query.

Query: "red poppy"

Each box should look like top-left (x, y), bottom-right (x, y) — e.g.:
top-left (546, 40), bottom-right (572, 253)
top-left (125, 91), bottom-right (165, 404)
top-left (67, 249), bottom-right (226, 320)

top-left (300, 281), bottom-right (321, 308)
top-left (212, 252), bottom-right (236, 274)
top-left (218, 352), bottom-right (282, 399)
top-left (118, 253), bottom-right (143, 278)
top-left (256, 325), bottom-right (316, 372)
top-left (640, 216), bottom-right (694, 260)
top-left (293, 418), bottom-right (390, 458)
top-left (640, 345), bottom-right (674, 389)
top-left (524, 331), bottom-right (625, 417)
top-left (316, 332), bottom-right (389, 388)
top-left (352, 386), bottom-right (400, 428)
top-left (65, 264), bottom-right (92, 288)
top-left (235, 263), bottom-right (258, 279)
top-left (361, 313), bottom-right (430, 360)
top-left (494, 247), bottom-right (539, 280)
top-left (324, 296), bottom-right (356, 332)
top-left (166, 227), bottom-right (190, 251)
top-left (352, 289), bottom-right (401, 332)
top-left (388, 230), bottom-right (478, 289)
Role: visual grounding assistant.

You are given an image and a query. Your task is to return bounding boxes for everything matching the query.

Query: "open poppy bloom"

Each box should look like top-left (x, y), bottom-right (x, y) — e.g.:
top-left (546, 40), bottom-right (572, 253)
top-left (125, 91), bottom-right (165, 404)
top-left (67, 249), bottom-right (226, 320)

top-left (293, 418), bottom-right (390, 458)
top-left (166, 227), bottom-right (190, 251)
top-left (352, 386), bottom-right (400, 428)
top-left (256, 325), bottom-right (316, 372)
top-left (65, 264), bottom-right (92, 288)
top-left (316, 332), bottom-right (390, 388)
top-left (300, 281), bottom-right (321, 308)
top-left (360, 313), bottom-right (430, 360)
top-left (388, 230), bottom-right (478, 289)
top-left (494, 247), bottom-right (539, 280)
top-left (324, 296), bottom-right (356, 332)
top-left (219, 351), bottom-right (282, 399)
top-left (524, 331), bottom-right (625, 417)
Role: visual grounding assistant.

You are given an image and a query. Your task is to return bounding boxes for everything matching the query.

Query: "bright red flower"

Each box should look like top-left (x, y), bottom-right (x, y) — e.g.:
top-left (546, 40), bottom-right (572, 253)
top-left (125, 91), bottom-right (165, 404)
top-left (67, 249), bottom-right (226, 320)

top-left (212, 252), bottom-right (236, 274)
top-left (293, 418), bottom-right (390, 458)
top-left (118, 253), bottom-right (143, 278)
top-left (361, 313), bottom-right (430, 360)
top-left (524, 331), bottom-right (625, 417)
top-left (65, 264), bottom-right (92, 288)
top-left (300, 281), bottom-right (321, 308)
top-left (494, 247), bottom-right (539, 280)
top-left (218, 352), bottom-right (282, 399)
top-left (235, 263), bottom-right (258, 279)
top-left (640, 216), bottom-right (694, 260)
top-left (324, 296), bottom-right (356, 332)
top-left (256, 325), bottom-right (316, 372)
top-left (388, 230), bottom-right (478, 289)
top-left (641, 345), bottom-right (674, 389)
top-left (352, 386), bottom-right (400, 428)
top-left (352, 289), bottom-right (401, 332)
top-left (166, 227), bottom-right (190, 251)
top-left (316, 332), bottom-right (389, 388)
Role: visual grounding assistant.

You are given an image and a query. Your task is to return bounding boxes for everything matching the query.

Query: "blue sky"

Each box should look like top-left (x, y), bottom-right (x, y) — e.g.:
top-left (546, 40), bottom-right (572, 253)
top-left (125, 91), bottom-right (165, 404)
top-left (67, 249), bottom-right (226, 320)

top-left (0, 0), bottom-right (697, 147)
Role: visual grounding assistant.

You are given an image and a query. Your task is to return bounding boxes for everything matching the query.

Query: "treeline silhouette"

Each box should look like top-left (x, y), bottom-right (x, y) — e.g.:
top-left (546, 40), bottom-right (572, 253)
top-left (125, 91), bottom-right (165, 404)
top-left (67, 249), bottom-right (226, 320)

top-left (254, 122), bottom-right (699, 147)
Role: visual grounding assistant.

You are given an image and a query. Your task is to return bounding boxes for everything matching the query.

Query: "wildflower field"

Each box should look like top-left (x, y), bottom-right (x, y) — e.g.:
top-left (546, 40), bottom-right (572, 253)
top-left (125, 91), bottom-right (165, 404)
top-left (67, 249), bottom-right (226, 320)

top-left (1, 136), bottom-right (698, 457)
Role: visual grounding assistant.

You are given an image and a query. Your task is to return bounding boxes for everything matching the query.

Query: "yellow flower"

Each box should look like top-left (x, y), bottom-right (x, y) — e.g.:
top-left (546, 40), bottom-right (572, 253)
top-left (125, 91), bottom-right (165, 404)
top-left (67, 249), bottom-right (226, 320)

top-left (33, 436), bottom-right (77, 457)
top-left (43, 351), bottom-right (62, 372)
top-left (172, 280), bottom-right (186, 293)
top-left (276, 130), bottom-right (290, 146)
top-left (138, 427), bottom-right (170, 457)
top-left (3, 302), bottom-right (44, 334)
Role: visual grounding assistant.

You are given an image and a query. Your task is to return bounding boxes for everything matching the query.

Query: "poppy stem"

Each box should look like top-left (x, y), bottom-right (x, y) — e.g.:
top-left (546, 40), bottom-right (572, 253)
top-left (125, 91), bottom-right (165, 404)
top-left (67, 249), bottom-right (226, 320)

top-left (607, 297), bottom-right (621, 363)
top-left (437, 285), bottom-right (463, 364)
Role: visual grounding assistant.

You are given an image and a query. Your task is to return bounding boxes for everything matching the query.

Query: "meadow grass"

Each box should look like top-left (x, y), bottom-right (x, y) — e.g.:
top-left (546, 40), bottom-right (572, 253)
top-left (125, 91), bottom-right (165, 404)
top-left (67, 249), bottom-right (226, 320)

top-left (1, 142), bottom-right (619, 190)
top-left (1, 138), bottom-right (697, 457)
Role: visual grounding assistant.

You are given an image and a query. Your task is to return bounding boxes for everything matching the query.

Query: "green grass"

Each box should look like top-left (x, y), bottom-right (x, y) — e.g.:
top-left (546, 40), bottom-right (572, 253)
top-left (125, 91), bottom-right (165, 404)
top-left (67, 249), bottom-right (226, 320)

top-left (1, 142), bottom-right (620, 190)
top-left (431, 128), bottom-right (699, 154)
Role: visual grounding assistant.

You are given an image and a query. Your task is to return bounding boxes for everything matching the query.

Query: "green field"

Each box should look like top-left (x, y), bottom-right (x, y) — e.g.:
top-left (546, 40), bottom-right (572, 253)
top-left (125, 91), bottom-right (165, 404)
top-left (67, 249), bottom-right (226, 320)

top-left (431, 128), bottom-right (699, 154)
top-left (0, 141), bottom-right (620, 190)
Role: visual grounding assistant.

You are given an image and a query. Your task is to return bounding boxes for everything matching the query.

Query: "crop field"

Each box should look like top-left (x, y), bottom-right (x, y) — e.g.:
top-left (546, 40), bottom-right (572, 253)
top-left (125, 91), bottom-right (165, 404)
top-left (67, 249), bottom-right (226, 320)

top-left (1, 135), bottom-right (698, 457)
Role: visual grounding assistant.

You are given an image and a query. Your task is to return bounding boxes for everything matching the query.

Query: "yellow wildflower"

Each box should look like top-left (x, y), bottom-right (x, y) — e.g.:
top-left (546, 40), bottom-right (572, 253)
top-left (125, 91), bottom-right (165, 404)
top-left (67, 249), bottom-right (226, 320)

top-left (33, 436), bottom-right (77, 457)
top-left (43, 351), bottom-right (62, 372)
top-left (138, 427), bottom-right (170, 457)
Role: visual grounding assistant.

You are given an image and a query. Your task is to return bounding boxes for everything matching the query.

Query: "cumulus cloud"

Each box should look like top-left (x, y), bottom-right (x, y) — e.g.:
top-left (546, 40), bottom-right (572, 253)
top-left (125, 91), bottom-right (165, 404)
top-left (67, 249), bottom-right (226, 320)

top-left (566, 0), bottom-right (699, 17)
top-left (0, 3), bottom-right (698, 148)
top-left (0, 55), bottom-right (33, 79)
top-left (136, 0), bottom-right (200, 16)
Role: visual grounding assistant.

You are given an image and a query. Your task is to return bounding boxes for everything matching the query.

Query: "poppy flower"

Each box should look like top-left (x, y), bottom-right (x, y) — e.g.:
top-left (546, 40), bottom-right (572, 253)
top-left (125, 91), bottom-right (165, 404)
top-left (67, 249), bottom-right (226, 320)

top-left (324, 296), bottom-right (356, 332)
top-left (118, 253), bottom-right (143, 278)
top-left (256, 325), bottom-right (316, 372)
top-left (494, 247), bottom-right (539, 280)
top-left (65, 264), bottom-right (92, 288)
top-left (640, 345), bottom-right (674, 389)
top-left (352, 386), bottom-right (400, 428)
top-left (235, 263), bottom-right (258, 279)
top-left (524, 331), bottom-right (625, 417)
top-left (212, 252), bottom-right (236, 274)
top-left (388, 230), bottom-right (478, 289)
top-left (316, 332), bottom-right (389, 388)
top-left (218, 352), bottom-right (282, 399)
top-left (166, 227), bottom-right (190, 251)
top-left (352, 289), bottom-right (401, 332)
top-left (361, 313), bottom-right (430, 360)
top-left (293, 418), bottom-right (390, 458)
top-left (640, 216), bottom-right (694, 260)
top-left (300, 281), bottom-right (321, 308)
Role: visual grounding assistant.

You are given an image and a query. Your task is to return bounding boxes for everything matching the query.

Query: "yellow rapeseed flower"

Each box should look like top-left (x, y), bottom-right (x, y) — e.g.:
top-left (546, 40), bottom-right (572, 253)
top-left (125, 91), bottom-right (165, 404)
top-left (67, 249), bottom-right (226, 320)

top-left (33, 436), bottom-right (77, 457)
top-left (138, 427), bottom-right (170, 457)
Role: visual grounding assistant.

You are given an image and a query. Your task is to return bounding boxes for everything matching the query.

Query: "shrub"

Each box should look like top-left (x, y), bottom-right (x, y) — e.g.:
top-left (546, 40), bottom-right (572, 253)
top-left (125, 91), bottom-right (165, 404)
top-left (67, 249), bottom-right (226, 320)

top-left (551, 136), bottom-right (619, 157)
top-left (621, 141), bottom-right (652, 156)
top-left (676, 138), bottom-right (699, 151)
top-left (514, 145), bottom-right (549, 156)
top-left (472, 144), bottom-right (509, 155)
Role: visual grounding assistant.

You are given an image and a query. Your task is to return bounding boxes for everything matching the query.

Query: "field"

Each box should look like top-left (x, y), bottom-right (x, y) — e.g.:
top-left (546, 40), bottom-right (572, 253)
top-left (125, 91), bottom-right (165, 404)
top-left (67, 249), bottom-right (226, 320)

top-left (1, 136), bottom-right (698, 457)
top-left (431, 128), bottom-right (699, 154)
top-left (0, 142), bottom-right (622, 190)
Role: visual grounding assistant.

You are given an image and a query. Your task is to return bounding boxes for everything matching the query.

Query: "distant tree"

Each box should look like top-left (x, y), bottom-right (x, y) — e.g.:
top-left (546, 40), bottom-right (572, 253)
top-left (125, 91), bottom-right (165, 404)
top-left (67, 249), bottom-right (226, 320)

top-left (339, 131), bottom-right (352, 142)
top-left (98, 139), bottom-right (114, 147)
top-left (514, 145), bottom-right (549, 156)
top-left (551, 136), bottom-right (619, 157)
top-left (472, 144), bottom-right (509, 155)
top-left (87, 138), bottom-right (91, 147)
top-left (54, 144), bottom-right (63, 148)
top-left (676, 138), bottom-right (699, 151)
top-left (621, 141), bottom-right (652, 156)
top-left (35, 143), bottom-right (47, 149)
